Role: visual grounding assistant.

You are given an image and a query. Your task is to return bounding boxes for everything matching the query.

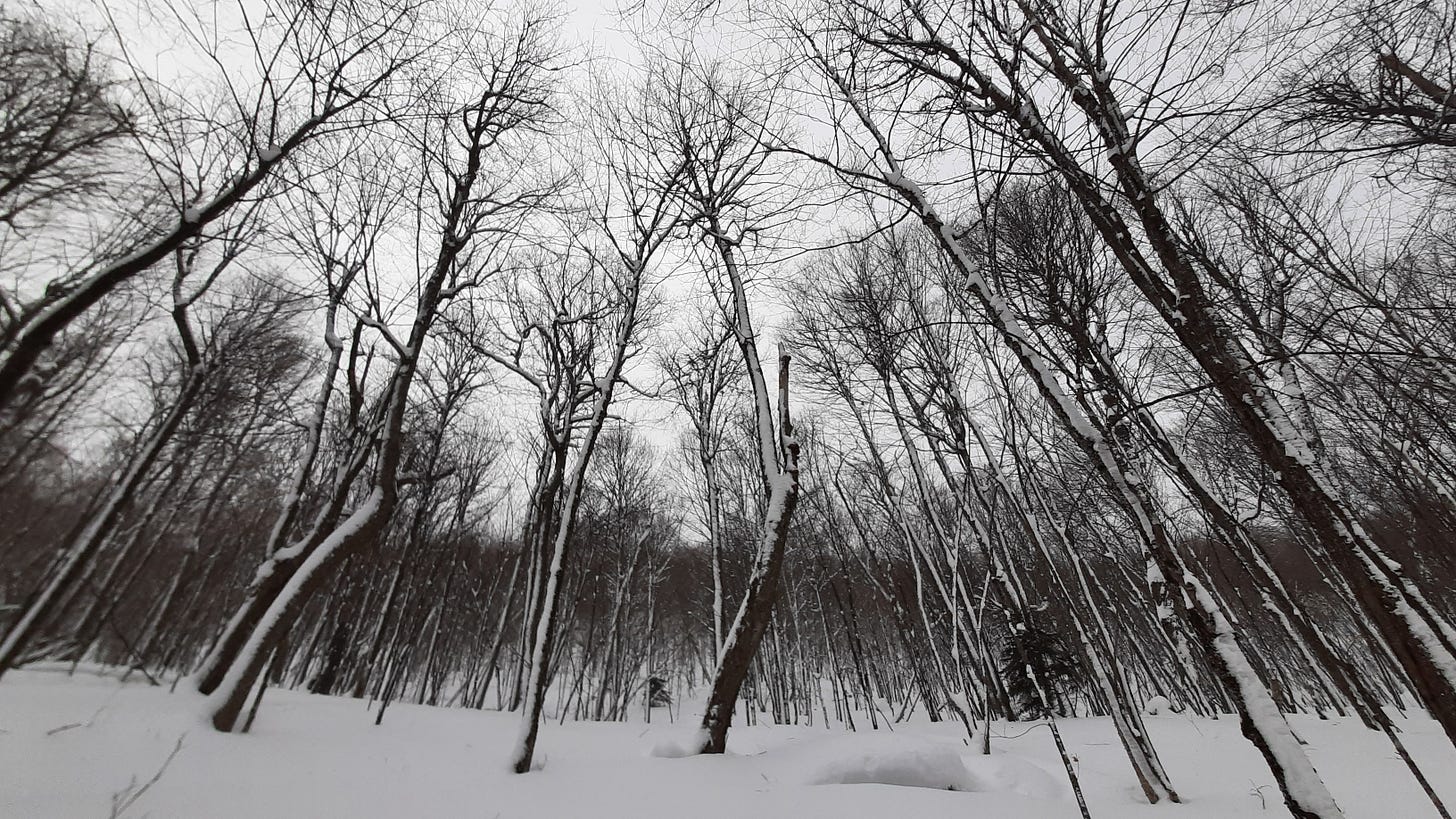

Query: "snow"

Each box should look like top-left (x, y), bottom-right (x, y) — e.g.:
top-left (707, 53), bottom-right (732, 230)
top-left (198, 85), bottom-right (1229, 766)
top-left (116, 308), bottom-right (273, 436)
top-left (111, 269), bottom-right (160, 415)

top-left (1146, 561), bottom-right (1165, 585)
top-left (962, 751), bottom-right (1069, 800)
top-left (1144, 695), bottom-right (1172, 715)
top-left (645, 735), bottom-right (699, 759)
top-left (785, 734), bottom-right (983, 791)
top-left (3, 668), bottom-right (1455, 818)
top-left (779, 733), bottom-right (1065, 798)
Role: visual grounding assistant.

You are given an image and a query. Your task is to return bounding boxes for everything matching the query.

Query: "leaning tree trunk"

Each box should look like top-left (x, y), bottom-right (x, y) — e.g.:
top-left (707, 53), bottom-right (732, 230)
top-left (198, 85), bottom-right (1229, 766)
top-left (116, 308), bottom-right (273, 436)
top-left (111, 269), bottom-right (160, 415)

top-left (996, 17), bottom-right (1456, 744)
top-left (691, 205), bottom-right (805, 752)
top-left (699, 465), bottom-right (799, 752)
top-left (818, 88), bottom-right (1342, 814)
top-left (959, 400), bottom-right (1179, 804)
top-left (698, 351), bottom-right (800, 753)
top-left (206, 486), bottom-right (394, 730)
top-left (193, 438), bottom-right (373, 695)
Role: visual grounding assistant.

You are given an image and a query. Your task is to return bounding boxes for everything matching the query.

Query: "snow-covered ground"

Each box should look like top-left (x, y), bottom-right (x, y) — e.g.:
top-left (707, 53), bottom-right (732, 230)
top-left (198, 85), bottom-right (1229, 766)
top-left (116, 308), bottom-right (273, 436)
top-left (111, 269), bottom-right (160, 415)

top-left (2, 668), bottom-right (1452, 818)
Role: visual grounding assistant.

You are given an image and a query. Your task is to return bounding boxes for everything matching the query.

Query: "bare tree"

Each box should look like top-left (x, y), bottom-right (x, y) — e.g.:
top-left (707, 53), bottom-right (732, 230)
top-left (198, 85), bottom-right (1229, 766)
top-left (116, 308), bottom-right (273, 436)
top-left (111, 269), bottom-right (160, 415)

top-left (498, 62), bottom-right (690, 771)
top-left (789, 10), bottom-right (1347, 814)
top-left (0, 0), bottom-right (426, 409)
top-left (203, 9), bottom-right (560, 730)
top-left (191, 142), bottom-right (397, 695)
top-left (660, 317), bottom-right (740, 653)
top-left (652, 62), bottom-right (804, 755)
top-left (0, 213), bottom-right (264, 677)
top-left (0, 10), bottom-right (132, 238)
top-left (1295, 1), bottom-right (1456, 162)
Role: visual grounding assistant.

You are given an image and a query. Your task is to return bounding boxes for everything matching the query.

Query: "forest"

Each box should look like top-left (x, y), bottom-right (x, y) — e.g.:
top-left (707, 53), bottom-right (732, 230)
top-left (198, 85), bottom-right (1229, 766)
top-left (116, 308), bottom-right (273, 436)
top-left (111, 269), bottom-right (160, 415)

top-left (1, 0), bottom-right (1454, 817)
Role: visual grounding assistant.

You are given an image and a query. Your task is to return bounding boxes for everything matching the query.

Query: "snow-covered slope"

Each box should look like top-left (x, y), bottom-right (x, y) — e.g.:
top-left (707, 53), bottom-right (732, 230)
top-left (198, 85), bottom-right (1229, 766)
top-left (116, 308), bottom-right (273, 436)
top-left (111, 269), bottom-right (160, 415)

top-left (1, 668), bottom-right (1451, 818)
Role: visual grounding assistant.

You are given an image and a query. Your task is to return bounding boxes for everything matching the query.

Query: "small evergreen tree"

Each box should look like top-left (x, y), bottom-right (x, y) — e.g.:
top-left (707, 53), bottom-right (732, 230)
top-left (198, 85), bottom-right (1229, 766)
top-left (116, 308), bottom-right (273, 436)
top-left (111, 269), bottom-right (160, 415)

top-left (1000, 624), bottom-right (1085, 719)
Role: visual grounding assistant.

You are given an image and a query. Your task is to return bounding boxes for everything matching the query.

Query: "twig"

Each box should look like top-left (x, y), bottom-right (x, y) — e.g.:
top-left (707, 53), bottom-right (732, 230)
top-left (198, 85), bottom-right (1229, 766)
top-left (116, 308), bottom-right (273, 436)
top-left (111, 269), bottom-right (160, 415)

top-left (109, 735), bottom-right (185, 818)
top-left (45, 704), bottom-right (107, 736)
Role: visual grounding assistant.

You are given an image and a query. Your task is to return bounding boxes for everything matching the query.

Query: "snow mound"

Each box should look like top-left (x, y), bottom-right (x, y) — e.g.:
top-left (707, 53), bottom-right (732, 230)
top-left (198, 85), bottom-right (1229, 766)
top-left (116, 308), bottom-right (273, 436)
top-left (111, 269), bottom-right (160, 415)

top-left (776, 733), bottom-right (1068, 800)
top-left (1144, 695), bottom-right (1172, 715)
top-left (786, 735), bottom-right (981, 791)
top-left (961, 752), bottom-right (1068, 800)
top-left (644, 735), bottom-right (699, 759)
